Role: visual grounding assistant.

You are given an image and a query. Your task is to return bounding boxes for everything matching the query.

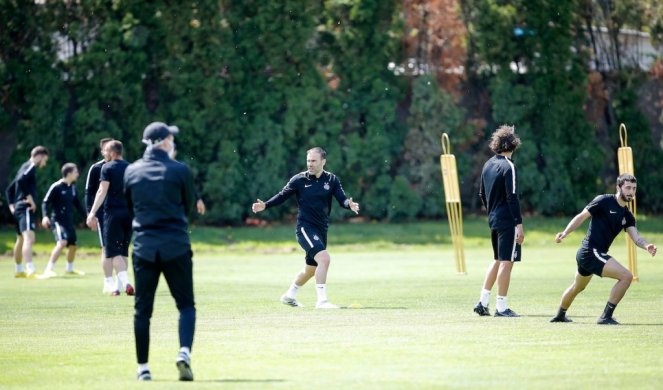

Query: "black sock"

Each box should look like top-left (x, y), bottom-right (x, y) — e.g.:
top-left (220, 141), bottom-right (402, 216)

top-left (601, 301), bottom-right (617, 319)
top-left (556, 307), bottom-right (567, 319)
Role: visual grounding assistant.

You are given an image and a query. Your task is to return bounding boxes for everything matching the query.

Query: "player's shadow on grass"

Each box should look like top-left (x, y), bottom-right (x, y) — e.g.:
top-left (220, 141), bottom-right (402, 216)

top-left (341, 306), bottom-right (407, 310)
top-left (153, 379), bottom-right (286, 383)
top-left (525, 314), bottom-right (594, 318)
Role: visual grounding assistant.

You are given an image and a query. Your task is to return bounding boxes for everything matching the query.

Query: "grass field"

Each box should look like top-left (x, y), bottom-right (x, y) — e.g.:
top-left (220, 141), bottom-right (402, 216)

top-left (1, 217), bottom-right (663, 389)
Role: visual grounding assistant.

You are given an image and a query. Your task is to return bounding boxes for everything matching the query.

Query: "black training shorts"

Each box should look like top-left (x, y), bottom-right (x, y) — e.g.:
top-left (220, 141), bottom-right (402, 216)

top-left (576, 246), bottom-right (610, 277)
top-left (14, 205), bottom-right (36, 234)
top-left (296, 225), bottom-right (327, 266)
top-left (51, 220), bottom-right (77, 246)
top-left (103, 208), bottom-right (132, 258)
top-left (491, 226), bottom-right (521, 262)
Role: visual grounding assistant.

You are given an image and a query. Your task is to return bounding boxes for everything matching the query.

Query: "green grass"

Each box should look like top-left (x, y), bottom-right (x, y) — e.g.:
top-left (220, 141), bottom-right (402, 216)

top-left (1, 219), bottom-right (663, 389)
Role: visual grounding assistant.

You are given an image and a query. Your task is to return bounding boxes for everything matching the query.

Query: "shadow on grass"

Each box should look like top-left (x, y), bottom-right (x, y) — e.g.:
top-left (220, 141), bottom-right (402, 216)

top-left (525, 314), bottom-right (594, 318)
top-left (340, 306), bottom-right (408, 310)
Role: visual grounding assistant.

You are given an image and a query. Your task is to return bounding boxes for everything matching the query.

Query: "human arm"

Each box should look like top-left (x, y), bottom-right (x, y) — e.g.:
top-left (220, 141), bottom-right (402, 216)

top-left (5, 180), bottom-right (16, 214)
top-left (194, 189), bottom-right (206, 215)
top-left (73, 189), bottom-right (86, 217)
top-left (252, 177), bottom-right (297, 213)
top-left (626, 227), bottom-right (657, 256)
top-left (85, 164), bottom-right (100, 213)
top-left (17, 167), bottom-right (37, 211)
top-left (555, 209), bottom-right (592, 243)
top-left (504, 167), bottom-right (523, 243)
top-left (478, 174), bottom-right (486, 209)
top-left (41, 183), bottom-right (56, 228)
top-left (86, 181), bottom-right (109, 229)
top-left (332, 176), bottom-right (359, 215)
top-left (181, 167), bottom-right (198, 217)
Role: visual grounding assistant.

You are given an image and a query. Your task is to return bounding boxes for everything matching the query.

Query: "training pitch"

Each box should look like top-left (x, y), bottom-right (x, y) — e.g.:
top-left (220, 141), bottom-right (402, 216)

top-left (1, 219), bottom-right (662, 389)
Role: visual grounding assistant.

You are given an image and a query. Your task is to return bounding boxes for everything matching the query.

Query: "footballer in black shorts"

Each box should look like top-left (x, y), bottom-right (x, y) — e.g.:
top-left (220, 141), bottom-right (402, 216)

top-left (474, 126), bottom-right (524, 318)
top-left (40, 163), bottom-right (86, 277)
top-left (551, 174), bottom-right (657, 325)
top-left (252, 147), bottom-right (360, 309)
top-left (87, 140), bottom-right (134, 295)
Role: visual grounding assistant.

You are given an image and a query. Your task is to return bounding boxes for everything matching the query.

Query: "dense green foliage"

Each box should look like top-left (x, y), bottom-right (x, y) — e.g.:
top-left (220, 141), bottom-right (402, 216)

top-left (1, 0), bottom-right (661, 225)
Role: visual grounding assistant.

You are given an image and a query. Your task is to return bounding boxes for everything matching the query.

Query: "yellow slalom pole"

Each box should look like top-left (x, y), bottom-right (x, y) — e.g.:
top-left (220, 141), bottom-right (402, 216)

top-left (440, 133), bottom-right (466, 274)
top-left (617, 123), bottom-right (638, 281)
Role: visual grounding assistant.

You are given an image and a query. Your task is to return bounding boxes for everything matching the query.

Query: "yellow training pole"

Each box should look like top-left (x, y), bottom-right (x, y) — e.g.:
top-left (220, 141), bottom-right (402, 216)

top-left (440, 133), bottom-right (467, 274)
top-left (617, 123), bottom-right (638, 281)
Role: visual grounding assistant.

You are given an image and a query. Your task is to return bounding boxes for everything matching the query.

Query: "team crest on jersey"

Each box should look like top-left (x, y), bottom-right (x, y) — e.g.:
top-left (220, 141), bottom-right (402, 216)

top-left (313, 235), bottom-right (320, 241)
top-left (324, 183), bottom-right (330, 191)
top-left (622, 218), bottom-right (626, 226)
top-left (61, 191), bottom-right (67, 195)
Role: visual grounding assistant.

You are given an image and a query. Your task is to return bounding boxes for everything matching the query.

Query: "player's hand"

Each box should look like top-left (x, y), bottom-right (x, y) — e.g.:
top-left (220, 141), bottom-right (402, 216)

top-left (252, 199), bottom-right (265, 213)
top-left (555, 231), bottom-right (567, 243)
top-left (8, 204), bottom-right (15, 215)
top-left (646, 244), bottom-right (657, 257)
top-left (28, 200), bottom-right (36, 212)
top-left (86, 214), bottom-right (98, 230)
top-left (197, 199), bottom-right (206, 215)
top-left (41, 217), bottom-right (50, 229)
top-left (516, 224), bottom-right (524, 244)
top-left (348, 197), bottom-right (360, 215)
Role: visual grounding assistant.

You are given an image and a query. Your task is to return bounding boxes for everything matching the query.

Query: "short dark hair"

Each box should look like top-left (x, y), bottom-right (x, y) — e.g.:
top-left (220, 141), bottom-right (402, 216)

top-left (307, 147), bottom-right (327, 159)
top-left (31, 145), bottom-right (49, 157)
top-left (99, 137), bottom-right (113, 149)
top-left (489, 125), bottom-right (521, 154)
top-left (61, 163), bottom-right (78, 178)
top-left (106, 140), bottom-right (123, 155)
top-left (617, 174), bottom-right (637, 187)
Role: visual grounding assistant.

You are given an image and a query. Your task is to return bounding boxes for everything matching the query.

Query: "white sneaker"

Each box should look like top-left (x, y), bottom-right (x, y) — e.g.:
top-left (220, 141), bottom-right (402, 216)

top-left (102, 283), bottom-right (115, 294)
top-left (316, 301), bottom-right (339, 309)
top-left (280, 294), bottom-right (304, 307)
top-left (38, 270), bottom-right (57, 279)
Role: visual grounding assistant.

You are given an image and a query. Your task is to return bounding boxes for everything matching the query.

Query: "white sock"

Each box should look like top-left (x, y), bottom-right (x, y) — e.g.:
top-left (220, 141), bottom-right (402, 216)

top-left (16, 264), bottom-right (24, 273)
top-left (496, 296), bottom-right (508, 312)
top-left (117, 271), bottom-right (129, 289)
top-left (286, 283), bottom-right (301, 298)
top-left (115, 276), bottom-right (122, 291)
top-left (137, 363), bottom-right (149, 373)
top-left (45, 261), bottom-right (55, 272)
top-left (316, 284), bottom-right (328, 303)
top-left (104, 276), bottom-right (114, 287)
top-left (26, 262), bottom-right (35, 274)
top-left (179, 347), bottom-right (190, 356)
top-left (66, 262), bottom-right (74, 272)
top-left (480, 288), bottom-right (491, 307)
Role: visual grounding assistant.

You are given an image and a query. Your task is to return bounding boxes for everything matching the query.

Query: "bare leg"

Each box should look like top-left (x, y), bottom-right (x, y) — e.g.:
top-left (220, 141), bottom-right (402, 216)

top-left (294, 265), bottom-right (316, 287)
top-left (67, 245), bottom-right (76, 262)
top-left (21, 231), bottom-right (35, 266)
top-left (482, 260), bottom-right (499, 290)
top-left (497, 261), bottom-right (514, 296)
top-left (313, 251), bottom-right (331, 284)
top-left (101, 251), bottom-right (113, 278)
top-left (47, 240), bottom-right (67, 266)
top-left (112, 255), bottom-right (128, 273)
top-left (14, 235), bottom-right (23, 266)
top-left (601, 259), bottom-right (633, 305)
top-left (559, 272), bottom-right (593, 310)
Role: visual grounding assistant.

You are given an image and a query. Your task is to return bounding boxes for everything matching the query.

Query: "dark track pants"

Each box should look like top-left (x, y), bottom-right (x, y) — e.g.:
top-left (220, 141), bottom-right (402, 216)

top-left (133, 251), bottom-right (196, 364)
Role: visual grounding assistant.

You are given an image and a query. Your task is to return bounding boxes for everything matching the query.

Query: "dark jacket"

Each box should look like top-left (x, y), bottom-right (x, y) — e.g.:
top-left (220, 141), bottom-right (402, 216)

top-left (124, 147), bottom-right (197, 262)
top-left (478, 155), bottom-right (523, 229)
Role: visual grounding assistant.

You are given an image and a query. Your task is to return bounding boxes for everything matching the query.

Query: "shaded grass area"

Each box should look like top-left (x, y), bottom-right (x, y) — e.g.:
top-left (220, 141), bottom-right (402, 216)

top-left (3, 216), bottom-right (663, 256)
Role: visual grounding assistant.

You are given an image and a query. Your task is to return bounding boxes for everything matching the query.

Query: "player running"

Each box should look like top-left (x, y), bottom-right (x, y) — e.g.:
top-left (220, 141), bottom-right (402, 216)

top-left (252, 147), bottom-right (360, 309)
top-left (550, 174), bottom-right (657, 325)
top-left (40, 163), bottom-right (87, 278)
top-left (85, 138), bottom-right (117, 292)
top-left (5, 146), bottom-right (49, 278)
top-left (474, 126), bottom-right (524, 317)
top-left (87, 140), bottom-right (134, 296)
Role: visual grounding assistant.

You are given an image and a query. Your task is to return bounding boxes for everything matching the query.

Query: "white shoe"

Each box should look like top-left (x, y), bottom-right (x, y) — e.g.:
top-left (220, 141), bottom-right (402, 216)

top-left (102, 283), bottom-right (115, 294)
top-left (38, 270), bottom-right (57, 279)
top-left (316, 301), bottom-right (339, 309)
top-left (280, 294), bottom-right (304, 307)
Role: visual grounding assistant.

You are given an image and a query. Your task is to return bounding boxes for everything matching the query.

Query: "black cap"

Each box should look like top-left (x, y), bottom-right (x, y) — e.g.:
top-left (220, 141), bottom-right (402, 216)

top-left (142, 122), bottom-right (179, 144)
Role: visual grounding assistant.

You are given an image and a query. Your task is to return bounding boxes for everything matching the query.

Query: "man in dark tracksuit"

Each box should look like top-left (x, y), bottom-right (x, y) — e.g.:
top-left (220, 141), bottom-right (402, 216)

top-left (124, 122), bottom-right (197, 382)
top-left (40, 163), bottom-right (86, 278)
top-left (252, 147), bottom-right (360, 309)
top-left (5, 146), bottom-right (49, 278)
top-left (474, 125), bottom-right (524, 318)
top-left (551, 174), bottom-right (657, 325)
top-left (85, 137), bottom-right (115, 291)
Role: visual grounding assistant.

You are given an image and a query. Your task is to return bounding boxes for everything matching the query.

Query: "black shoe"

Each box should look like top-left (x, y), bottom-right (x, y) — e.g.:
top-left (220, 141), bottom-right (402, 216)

top-left (550, 315), bottom-right (573, 323)
top-left (597, 317), bottom-right (620, 325)
top-left (494, 308), bottom-right (520, 317)
top-left (473, 302), bottom-right (491, 316)
top-left (176, 352), bottom-right (194, 381)
top-left (137, 370), bottom-right (152, 381)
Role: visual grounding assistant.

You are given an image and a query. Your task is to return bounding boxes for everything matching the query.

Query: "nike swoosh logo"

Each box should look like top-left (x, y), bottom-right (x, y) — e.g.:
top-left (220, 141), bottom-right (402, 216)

top-left (305, 185), bottom-right (312, 188)
top-left (610, 211), bottom-right (617, 214)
